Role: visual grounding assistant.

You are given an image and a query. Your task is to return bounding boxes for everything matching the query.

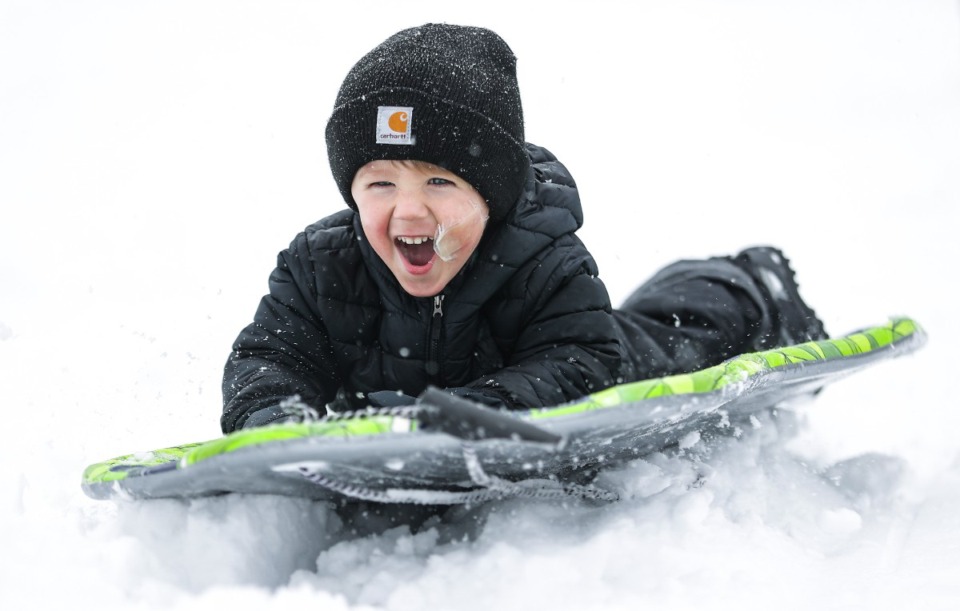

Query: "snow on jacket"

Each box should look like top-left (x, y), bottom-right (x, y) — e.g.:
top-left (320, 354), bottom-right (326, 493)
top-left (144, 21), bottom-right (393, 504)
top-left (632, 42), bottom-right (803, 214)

top-left (221, 144), bottom-right (622, 432)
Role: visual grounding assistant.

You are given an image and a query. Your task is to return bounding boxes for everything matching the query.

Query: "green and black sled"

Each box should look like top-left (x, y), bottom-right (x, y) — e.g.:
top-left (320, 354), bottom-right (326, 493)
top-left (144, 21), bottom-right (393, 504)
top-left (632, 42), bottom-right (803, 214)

top-left (82, 317), bottom-right (926, 505)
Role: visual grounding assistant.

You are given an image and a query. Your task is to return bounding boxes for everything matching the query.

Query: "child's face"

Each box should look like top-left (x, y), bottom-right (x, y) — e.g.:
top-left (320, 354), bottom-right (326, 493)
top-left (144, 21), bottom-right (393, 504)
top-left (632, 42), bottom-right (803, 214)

top-left (352, 160), bottom-right (489, 297)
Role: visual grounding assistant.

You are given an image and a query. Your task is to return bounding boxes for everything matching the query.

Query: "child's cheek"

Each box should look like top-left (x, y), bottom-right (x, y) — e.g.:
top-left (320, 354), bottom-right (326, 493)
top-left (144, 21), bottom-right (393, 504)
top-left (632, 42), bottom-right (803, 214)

top-left (357, 209), bottom-right (393, 258)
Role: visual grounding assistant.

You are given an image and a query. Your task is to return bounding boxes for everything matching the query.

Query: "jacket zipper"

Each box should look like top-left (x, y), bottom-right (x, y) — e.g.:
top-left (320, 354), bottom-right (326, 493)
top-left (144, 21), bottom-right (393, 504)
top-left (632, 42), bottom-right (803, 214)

top-left (426, 294), bottom-right (445, 381)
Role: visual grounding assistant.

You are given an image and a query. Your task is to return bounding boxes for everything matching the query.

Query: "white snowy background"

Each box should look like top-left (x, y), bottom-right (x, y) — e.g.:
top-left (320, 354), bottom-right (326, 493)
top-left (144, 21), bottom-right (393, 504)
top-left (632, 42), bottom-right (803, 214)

top-left (2, 0), bottom-right (958, 609)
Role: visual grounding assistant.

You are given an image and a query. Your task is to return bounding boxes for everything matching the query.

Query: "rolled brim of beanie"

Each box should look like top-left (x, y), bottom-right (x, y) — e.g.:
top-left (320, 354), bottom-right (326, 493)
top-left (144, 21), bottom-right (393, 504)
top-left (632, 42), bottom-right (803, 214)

top-left (326, 87), bottom-right (530, 221)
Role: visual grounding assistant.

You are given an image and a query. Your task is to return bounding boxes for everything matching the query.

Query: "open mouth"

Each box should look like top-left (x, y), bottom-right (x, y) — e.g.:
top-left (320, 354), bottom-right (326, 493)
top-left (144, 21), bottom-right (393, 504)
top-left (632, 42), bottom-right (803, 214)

top-left (396, 236), bottom-right (436, 267)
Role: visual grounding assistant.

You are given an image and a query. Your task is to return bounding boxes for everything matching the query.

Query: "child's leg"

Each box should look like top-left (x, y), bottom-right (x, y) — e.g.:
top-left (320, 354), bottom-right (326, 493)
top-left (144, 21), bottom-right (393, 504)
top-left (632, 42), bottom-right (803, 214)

top-left (613, 246), bottom-right (826, 381)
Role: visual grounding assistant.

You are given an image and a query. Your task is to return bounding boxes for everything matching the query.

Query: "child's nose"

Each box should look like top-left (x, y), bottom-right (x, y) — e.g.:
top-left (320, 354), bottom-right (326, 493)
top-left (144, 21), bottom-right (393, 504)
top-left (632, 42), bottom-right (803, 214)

top-left (393, 188), bottom-right (430, 218)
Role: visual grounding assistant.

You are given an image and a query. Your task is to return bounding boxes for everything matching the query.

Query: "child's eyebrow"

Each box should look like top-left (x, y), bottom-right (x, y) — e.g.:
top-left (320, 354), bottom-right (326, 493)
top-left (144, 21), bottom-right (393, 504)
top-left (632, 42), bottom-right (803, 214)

top-left (356, 163), bottom-right (394, 178)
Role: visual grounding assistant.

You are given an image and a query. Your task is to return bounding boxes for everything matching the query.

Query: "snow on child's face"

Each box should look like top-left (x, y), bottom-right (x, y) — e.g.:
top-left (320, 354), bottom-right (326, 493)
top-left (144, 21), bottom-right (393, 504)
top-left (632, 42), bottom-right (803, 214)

top-left (352, 160), bottom-right (489, 297)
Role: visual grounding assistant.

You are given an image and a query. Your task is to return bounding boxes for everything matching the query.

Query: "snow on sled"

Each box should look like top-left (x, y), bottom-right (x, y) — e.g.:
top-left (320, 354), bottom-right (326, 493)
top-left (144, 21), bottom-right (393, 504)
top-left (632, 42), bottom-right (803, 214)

top-left (82, 317), bottom-right (926, 505)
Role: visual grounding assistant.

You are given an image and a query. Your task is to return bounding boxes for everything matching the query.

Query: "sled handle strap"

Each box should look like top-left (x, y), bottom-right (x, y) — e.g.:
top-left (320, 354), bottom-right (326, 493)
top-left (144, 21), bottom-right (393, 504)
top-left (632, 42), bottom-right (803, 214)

top-left (416, 387), bottom-right (564, 446)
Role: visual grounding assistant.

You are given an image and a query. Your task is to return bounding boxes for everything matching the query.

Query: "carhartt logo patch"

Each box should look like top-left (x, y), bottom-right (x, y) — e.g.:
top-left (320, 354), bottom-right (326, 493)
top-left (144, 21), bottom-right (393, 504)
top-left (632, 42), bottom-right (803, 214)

top-left (376, 106), bottom-right (414, 145)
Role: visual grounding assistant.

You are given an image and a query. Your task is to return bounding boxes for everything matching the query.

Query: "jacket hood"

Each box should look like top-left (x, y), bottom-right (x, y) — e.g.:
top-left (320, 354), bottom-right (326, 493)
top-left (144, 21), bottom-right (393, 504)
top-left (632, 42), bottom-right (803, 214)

top-left (475, 143), bottom-right (583, 269)
top-left (506, 143), bottom-right (583, 235)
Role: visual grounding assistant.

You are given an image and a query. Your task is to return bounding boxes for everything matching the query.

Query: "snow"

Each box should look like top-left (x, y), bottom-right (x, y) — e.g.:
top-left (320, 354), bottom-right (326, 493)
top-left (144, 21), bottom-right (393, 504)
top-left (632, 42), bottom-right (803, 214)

top-left (1, 0), bottom-right (958, 609)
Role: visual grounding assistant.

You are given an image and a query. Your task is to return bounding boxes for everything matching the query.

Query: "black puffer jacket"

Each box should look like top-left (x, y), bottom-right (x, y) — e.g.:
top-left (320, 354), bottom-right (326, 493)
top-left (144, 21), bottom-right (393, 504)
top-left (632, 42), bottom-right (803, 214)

top-left (221, 144), bottom-right (622, 432)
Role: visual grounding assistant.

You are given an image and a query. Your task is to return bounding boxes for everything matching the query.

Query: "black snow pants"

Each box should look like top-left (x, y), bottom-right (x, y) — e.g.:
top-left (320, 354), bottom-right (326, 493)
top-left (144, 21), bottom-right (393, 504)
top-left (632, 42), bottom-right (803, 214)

top-left (613, 255), bottom-right (775, 382)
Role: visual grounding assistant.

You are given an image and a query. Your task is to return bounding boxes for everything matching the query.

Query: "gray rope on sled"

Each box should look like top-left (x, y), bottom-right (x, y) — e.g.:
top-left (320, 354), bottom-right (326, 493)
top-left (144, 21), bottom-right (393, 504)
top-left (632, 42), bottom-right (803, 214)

top-left (278, 395), bottom-right (619, 504)
top-left (282, 442), bottom-right (619, 505)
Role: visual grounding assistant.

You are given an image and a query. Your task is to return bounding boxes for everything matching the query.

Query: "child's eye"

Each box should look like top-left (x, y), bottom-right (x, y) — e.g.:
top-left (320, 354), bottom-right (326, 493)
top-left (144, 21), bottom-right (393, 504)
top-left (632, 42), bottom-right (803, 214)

top-left (428, 177), bottom-right (453, 186)
top-left (369, 181), bottom-right (394, 188)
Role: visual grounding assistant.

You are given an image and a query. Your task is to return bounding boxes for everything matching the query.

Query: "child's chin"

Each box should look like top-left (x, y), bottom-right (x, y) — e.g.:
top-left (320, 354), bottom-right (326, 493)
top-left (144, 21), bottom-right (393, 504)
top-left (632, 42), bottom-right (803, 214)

top-left (396, 270), bottom-right (450, 298)
top-left (400, 280), bottom-right (445, 298)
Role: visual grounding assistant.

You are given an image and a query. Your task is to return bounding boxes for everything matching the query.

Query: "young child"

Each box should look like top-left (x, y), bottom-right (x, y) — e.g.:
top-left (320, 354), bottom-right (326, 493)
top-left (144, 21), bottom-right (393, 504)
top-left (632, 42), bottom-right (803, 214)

top-left (221, 24), bottom-right (826, 433)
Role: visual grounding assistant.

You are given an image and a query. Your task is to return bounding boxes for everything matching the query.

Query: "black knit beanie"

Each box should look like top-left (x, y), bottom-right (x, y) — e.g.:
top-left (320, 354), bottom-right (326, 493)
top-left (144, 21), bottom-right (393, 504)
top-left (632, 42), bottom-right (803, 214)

top-left (325, 24), bottom-right (529, 221)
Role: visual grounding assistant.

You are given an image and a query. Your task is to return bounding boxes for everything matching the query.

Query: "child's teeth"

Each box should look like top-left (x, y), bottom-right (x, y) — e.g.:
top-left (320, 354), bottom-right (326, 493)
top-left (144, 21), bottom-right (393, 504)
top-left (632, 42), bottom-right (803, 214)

top-left (399, 237), bottom-right (432, 245)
